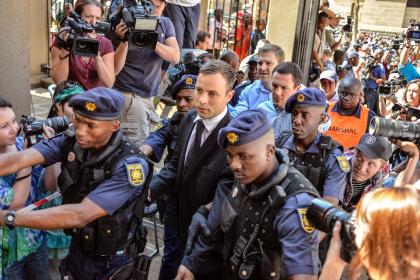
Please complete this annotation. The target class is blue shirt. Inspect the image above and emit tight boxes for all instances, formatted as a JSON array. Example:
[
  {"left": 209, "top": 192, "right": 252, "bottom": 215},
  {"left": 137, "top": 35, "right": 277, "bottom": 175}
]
[
  {"left": 257, "top": 101, "right": 292, "bottom": 139},
  {"left": 113, "top": 17, "right": 176, "bottom": 98},
  {"left": 399, "top": 59, "right": 420, "bottom": 83},
  {"left": 231, "top": 80, "right": 272, "bottom": 117},
  {"left": 281, "top": 133, "right": 347, "bottom": 201},
  {"left": 364, "top": 64, "right": 386, "bottom": 89},
  {"left": 33, "top": 133, "right": 149, "bottom": 215}
]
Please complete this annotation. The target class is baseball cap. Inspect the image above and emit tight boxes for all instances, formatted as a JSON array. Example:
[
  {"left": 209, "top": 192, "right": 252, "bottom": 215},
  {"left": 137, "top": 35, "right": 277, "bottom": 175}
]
[{"left": 356, "top": 134, "right": 393, "bottom": 162}]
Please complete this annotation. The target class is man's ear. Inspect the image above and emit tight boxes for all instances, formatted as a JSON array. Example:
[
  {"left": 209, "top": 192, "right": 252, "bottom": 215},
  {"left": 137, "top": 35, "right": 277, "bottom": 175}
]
[
  {"left": 110, "top": 120, "right": 120, "bottom": 132},
  {"left": 266, "top": 144, "right": 276, "bottom": 160},
  {"left": 226, "top": 89, "right": 235, "bottom": 103}
]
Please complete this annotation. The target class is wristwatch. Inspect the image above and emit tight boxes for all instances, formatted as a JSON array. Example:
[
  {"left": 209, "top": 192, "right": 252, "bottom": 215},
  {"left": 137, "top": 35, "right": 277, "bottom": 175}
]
[{"left": 4, "top": 211, "right": 16, "bottom": 229}]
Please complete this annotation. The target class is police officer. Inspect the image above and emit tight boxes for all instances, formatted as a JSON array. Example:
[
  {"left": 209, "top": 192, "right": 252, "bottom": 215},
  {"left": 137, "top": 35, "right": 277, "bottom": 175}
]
[
  {"left": 176, "top": 110, "right": 320, "bottom": 280},
  {"left": 141, "top": 75, "right": 197, "bottom": 163},
  {"left": 277, "top": 88, "right": 348, "bottom": 206},
  {"left": 0, "top": 88, "right": 152, "bottom": 279}
]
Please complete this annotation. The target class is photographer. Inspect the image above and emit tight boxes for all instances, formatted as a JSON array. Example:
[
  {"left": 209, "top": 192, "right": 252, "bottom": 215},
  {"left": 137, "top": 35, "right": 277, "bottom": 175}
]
[
  {"left": 320, "top": 187, "right": 420, "bottom": 280},
  {"left": 399, "top": 37, "right": 420, "bottom": 83},
  {"left": 362, "top": 49, "right": 386, "bottom": 114},
  {"left": 393, "top": 141, "right": 419, "bottom": 186},
  {"left": 342, "top": 134, "right": 392, "bottom": 212},
  {"left": 113, "top": 0, "right": 180, "bottom": 146},
  {"left": 51, "top": 0, "right": 115, "bottom": 89}
]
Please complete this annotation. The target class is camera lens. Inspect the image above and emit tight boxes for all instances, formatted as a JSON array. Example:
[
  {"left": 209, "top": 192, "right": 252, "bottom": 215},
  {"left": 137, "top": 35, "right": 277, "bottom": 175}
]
[{"left": 369, "top": 116, "right": 420, "bottom": 140}]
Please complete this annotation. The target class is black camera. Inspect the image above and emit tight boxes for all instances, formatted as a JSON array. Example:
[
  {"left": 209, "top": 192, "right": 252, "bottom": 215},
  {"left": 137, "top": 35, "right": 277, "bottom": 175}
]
[
  {"left": 109, "top": 0, "right": 159, "bottom": 50},
  {"left": 57, "top": 12, "right": 111, "bottom": 57},
  {"left": 369, "top": 116, "right": 420, "bottom": 144},
  {"left": 307, "top": 199, "right": 356, "bottom": 263},
  {"left": 407, "top": 19, "right": 420, "bottom": 42},
  {"left": 337, "top": 64, "right": 352, "bottom": 73},
  {"left": 21, "top": 116, "right": 70, "bottom": 147},
  {"left": 377, "top": 77, "right": 406, "bottom": 96},
  {"left": 342, "top": 16, "right": 353, "bottom": 33}
]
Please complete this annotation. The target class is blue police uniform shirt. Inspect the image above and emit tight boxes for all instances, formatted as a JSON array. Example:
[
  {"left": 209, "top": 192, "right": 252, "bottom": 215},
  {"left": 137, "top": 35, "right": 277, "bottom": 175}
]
[
  {"left": 143, "top": 118, "right": 171, "bottom": 162},
  {"left": 181, "top": 186, "right": 319, "bottom": 276},
  {"left": 32, "top": 133, "right": 149, "bottom": 215},
  {"left": 281, "top": 133, "right": 347, "bottom": 201},
  {"left": 231, "top": 80, "right": 272, "bottom": 117},
  {"left": 113, "top": 17, "right": 176, "bottom": 98},
  {"left": 274, "top": 192, "right": 319, "bottom": 276}
]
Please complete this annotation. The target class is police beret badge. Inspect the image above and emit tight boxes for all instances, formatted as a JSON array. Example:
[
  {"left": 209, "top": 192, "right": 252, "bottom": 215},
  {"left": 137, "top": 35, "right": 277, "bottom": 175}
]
[
  {"left": 297, "top": 93, "right": 305, "bottom": 103},
  {"left": 85, "top": 101, "right": 97, "bottom": 112},
  {"left": 226, "top": 132, "right": 239, "bottom": 144},
  {"left": 185, "top": 77, "right": 193, "bottom": 85}
]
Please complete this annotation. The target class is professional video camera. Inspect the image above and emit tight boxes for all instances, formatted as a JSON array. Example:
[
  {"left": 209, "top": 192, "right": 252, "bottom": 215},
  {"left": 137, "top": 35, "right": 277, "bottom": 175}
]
[
  {"left": 108, "top": 0, "right": 159, "bottom": 50},
  {"left": 369, "top": 116, "right": 420, "bottom": 144},
  {"left": 391, "top": 37, "right": 403, "bottom": 51},
  {"left": 307, "top": 199, "right": 356, "bottom": 263},
  {"left": 21, "top": 116, "right": 69, "bottom": 147},
  {"left": 407, "top": 19, "right": 420, "bottom": 42},
  {"left": 377, "top": 76, "right": 407, "bottom": 96},
  {"left": 56, "top": 11, "right": 111, "bottom": 57},
  {"left": 342, "top": 16, "right": 353, "bottom": 33}
]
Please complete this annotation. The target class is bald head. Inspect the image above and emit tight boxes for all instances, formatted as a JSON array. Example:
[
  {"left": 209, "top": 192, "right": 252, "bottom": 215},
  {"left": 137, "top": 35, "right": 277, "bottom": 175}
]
[{"left": 339, "top": 77, "right": 363, "bottom": 92}]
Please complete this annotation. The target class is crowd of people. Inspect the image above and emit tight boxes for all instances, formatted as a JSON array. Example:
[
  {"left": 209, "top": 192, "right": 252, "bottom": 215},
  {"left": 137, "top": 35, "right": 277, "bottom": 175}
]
[{"left": 0, "top": 0, "right": 419, "bottom": 279}]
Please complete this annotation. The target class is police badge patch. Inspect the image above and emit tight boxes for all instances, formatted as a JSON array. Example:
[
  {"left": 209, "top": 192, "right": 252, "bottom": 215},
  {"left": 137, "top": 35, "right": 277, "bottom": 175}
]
[
  {"left": 125, "top": 163, "right": 145, "bottom": 187},
  {"left": 336, "top": 155, "right": 350, "bottom": 172},
  {"left": 297, "top": 208, "right": 315, "bottom": 233}
]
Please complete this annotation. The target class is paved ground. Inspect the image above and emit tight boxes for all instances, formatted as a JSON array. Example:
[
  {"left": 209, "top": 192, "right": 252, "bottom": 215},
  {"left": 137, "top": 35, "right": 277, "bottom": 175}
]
[{"left": 30, "top": 88, "right": 165, "bottom": 279}]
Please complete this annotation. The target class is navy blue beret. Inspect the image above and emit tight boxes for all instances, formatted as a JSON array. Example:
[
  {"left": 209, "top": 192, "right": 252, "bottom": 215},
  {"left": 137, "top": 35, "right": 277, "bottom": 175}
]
[
  {"left": 171, "top": 75, "right": 197, "bottom": 100},
  {"left": 285, "top": 88, "right": 327, "bottom": 113},
  {"left": 218, "top": 109, "right": 272, "bottom": 148},
  {"left": 69, "top": 87, "right": 124, "bottom": 120}
]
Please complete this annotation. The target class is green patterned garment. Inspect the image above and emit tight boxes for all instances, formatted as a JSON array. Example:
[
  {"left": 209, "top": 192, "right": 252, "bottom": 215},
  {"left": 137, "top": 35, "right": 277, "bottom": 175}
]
[{"left": 0, "top": 137, "right": 45, "bottom": 278}]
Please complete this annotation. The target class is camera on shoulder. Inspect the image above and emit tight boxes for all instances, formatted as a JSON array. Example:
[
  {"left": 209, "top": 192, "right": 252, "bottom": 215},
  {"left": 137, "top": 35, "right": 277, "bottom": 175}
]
[
  {"left": 108, "top": 0, "right": 159, "bottom": 50},
  {"left": 57, "top": 11, "right": 111, "bottom": 57}
]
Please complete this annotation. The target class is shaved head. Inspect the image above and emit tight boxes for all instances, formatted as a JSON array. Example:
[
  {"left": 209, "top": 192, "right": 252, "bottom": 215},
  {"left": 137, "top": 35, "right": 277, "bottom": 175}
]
[{"left": 339, "top": 77, "right": 363, "bottom": 92}]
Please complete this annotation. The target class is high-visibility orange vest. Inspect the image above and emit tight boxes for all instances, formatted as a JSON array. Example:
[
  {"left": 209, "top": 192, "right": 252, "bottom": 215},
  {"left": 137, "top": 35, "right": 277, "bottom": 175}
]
[{"left": 324, "top": 102, "right": 370, "bottom": 149}]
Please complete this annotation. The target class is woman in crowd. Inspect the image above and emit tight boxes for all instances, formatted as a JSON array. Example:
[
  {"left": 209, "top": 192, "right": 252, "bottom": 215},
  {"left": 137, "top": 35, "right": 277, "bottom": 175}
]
[
  {"left": 320, "top": 186, "right": 420, "bottom": 280},
  {"left": 403, "top": 79, "right": 420, "bottom": 109},
  {"left": 0, "top": 98, "right": 49, "bottom": 279},
  {"left": 379, "top": 79, "right": 420, "bottom": 117},
  {"left": 51, "top": 0, "right": 115, "bottom": 89}
]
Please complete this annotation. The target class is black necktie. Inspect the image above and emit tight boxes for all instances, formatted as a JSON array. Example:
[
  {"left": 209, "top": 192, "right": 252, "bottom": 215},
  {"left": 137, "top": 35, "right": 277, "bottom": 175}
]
[{"left": 187, "top": 120, "right": 205, "bottom": 162}]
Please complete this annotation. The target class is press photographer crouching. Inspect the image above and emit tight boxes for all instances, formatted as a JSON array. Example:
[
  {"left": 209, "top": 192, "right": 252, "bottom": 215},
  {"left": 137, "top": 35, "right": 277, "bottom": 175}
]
[
  {"left": 315, "top": 187, "right": 420, "bottom": 280},
  {"left": 51, "top": 0, "right": 115, "bottom": 89}
]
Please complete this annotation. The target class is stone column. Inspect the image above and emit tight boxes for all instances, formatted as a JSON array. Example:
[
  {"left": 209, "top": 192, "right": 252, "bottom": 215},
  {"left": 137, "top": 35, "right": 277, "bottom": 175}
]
[
  {"left": 0, "top": 0, "right": 31, "bottom": 119},
  {"left": 265, "top": 0, "right": 300, "bottom": 61}
]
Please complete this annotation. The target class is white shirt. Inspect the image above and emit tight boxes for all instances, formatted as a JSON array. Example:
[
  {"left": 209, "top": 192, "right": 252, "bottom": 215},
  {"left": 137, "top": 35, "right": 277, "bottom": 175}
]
[
  {"left": 165, "top": 0, "right": 200, "bottom": 7},
  {"left": 184, "top": 107, "right": 228, "bottom": 162}
]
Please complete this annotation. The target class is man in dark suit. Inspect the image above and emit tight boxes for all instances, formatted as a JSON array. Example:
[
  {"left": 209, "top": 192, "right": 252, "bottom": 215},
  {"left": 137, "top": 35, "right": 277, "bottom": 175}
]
[{"left": 150, "top": 60, "right": 236, "bottom": 280}]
